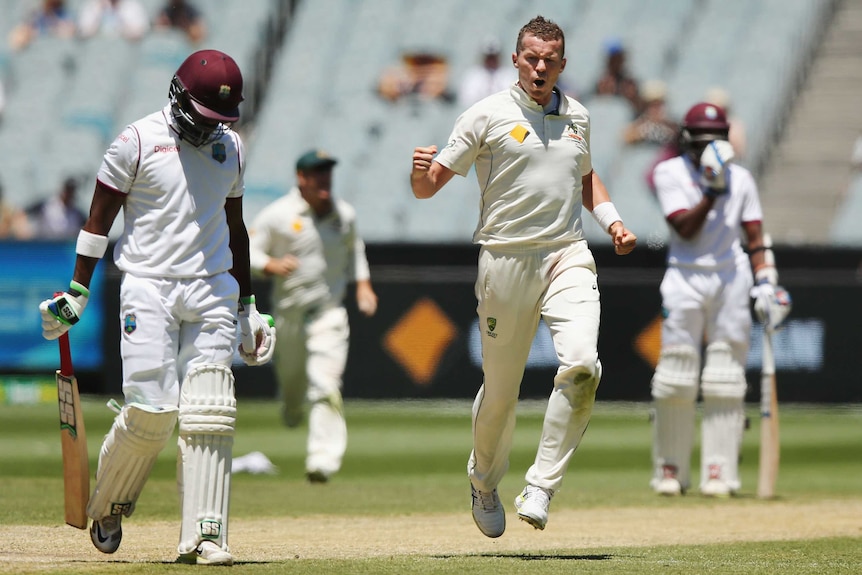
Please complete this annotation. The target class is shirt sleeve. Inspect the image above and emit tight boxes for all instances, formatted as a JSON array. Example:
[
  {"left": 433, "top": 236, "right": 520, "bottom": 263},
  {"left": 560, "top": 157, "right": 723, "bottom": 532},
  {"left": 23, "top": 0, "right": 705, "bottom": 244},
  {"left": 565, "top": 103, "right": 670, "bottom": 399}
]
[
  {"left": 653, "top": 161, "right": 692, "bottom": 218},
  {"left": 435, "top": 104, "right": 488, "bottom": 176},
  {"left": 96, "top": 126, "right": 140, "bottom": 194},
  {"left": 737, "top": 168, "right": 764, "bottom": 223},
  {"left": 227, "top": 133, "right": 245, "bottom": 199}
]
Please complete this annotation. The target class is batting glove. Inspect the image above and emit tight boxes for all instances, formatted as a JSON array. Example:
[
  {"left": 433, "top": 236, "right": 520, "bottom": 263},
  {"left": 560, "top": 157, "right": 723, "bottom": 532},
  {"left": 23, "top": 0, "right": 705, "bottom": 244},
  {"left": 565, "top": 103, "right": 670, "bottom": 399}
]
[
  {"left": 238, "top": 296, "right": 276, "bottom": 366},
  {"left": 699, "top": 140, "right": 734, "bottom": 190},
  {"left": 751, "top": 284, "right": 792, "bottom": 331},
  {"left": 39, "top": 281, "right": 89, "bottom": 340}
]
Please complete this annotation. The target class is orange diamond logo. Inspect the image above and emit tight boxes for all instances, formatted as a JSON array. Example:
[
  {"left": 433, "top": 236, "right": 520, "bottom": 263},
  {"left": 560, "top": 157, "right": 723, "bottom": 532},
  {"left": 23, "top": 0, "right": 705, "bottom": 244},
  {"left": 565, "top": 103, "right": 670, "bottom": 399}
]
[{"left": 384, "top": 298, "right": 457, "bottom": 386}]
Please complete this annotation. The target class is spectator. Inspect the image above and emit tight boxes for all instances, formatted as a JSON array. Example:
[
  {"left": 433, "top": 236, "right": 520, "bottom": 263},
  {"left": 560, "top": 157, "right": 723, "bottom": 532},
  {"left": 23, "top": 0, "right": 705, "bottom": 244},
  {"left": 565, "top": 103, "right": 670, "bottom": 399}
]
[
  {"left": 77, "top": 0, "right": 150, "bottom": 41},
  {"left": 378, "top": 50, "right": 453, "bottom": 104},
  {"left": 155, "top": 0, "right": 206, "bottom": 44},
  {"left": 623, "top": 80, "right": 679, "bottom": 147},
  {"left": 593, "top": 37, "right": 641, "bottom": 115},
  {"left": 26, "top": 177, "right": 86, "bottom": 239},
  {"left": 0, "top": 180, "right": 33, "bottom": 240},
  {"left": 457, "top": 37, "right": 516, "bottom": 108},
  {"left": 8, "top": 0, "right": 76, "bottom": 52},
  {"left": 705, "top": 87, "right": 747, "bottom": 161}
]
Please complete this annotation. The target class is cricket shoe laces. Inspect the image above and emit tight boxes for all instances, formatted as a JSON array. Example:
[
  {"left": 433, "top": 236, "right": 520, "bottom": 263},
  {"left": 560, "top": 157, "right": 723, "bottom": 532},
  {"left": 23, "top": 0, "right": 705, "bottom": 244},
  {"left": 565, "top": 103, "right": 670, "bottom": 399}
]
[
  {"left": 90, "top": 515, "right": 122, "bottom": 554},
  {"left": 515, "top": 485, "right": 554, "bottom": 530},
  {"left": 470, "top": 485, "right": 505, "bottom": 538}
]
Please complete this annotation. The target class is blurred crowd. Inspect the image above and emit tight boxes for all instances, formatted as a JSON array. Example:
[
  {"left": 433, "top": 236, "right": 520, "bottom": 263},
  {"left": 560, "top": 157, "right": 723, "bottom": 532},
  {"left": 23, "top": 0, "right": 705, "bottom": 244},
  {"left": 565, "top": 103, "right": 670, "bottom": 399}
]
[{"left": 7, "top": 0, "right": 207, "bottom": 52}]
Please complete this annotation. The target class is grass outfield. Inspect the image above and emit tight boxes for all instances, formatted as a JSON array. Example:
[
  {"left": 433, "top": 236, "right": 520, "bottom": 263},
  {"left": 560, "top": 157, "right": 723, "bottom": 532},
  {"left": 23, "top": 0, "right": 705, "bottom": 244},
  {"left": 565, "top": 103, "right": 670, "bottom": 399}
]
[{"left": 0, "top": 398, "right": 860, "bottom": 574}]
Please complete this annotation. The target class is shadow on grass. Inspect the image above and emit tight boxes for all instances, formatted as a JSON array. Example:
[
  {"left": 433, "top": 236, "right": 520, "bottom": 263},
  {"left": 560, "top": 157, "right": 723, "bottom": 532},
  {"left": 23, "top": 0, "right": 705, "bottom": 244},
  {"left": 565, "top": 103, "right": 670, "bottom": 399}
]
[{"left": 434, "top": 553, "right": 615, "bottom": 561}]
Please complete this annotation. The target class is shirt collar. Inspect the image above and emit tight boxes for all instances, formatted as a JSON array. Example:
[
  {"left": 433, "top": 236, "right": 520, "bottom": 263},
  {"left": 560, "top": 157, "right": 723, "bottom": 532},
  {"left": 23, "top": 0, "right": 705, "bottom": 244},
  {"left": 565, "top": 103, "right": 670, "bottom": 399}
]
[{"left": 510, "top": 84, "right": 566, "bottom": 115}]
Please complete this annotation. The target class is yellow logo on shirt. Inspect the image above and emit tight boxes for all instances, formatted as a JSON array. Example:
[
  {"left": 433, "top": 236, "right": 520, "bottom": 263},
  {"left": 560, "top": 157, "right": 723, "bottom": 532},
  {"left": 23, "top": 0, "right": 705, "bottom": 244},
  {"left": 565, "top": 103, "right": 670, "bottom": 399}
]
[
  {"left": 510, "top": 125, "right": 529, "bottom": 143},
  {"left": 292, "top": 219, "right": 303, "bottom": 232}
]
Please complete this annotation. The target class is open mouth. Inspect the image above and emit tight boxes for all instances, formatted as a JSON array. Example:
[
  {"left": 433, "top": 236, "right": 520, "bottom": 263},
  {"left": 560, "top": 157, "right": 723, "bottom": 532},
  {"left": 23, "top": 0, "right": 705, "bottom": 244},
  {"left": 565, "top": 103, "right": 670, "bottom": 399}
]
[{"left": 534, "top": 79, "right": 546, "bottom": 87}]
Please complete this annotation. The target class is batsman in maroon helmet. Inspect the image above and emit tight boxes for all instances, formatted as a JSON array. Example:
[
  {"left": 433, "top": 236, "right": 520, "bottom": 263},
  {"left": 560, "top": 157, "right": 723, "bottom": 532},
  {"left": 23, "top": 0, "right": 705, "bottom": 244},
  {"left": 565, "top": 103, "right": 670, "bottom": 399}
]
[
  {"left": 38, "top": 49, "right": 275, "bottom": 565},
  {"left": 648, "top": 102, "right": 790, "bottom": 498}
]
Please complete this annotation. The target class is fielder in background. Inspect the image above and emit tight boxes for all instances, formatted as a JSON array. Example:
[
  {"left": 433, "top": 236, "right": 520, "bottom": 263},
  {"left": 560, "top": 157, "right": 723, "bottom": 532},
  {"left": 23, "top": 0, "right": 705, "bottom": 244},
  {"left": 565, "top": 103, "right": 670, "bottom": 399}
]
[
  {"left": 38, "top": 49, "right": 275, "bottom": 565},
  {"left": 411, "top": 15, "right": 637, "bottom": 538},
  {"left": 248, "top": 149, "right": 377, "bottom": 484},
  {"left": 649, "top": 101, "right": 789, "bottom": 497}
]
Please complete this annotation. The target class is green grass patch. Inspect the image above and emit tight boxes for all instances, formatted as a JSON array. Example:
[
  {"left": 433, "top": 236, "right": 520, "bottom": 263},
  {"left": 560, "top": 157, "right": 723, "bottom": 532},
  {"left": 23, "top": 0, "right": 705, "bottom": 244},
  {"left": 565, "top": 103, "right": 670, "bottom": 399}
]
[{"left": 1, "top": 399, "right": 860, "bottom": 574}]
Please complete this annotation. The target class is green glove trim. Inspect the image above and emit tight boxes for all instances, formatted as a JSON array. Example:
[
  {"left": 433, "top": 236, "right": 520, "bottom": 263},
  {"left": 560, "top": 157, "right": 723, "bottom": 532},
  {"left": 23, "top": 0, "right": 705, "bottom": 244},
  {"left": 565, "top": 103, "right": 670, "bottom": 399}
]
[{"left": 69, "top": 280, "right": 90, "bottom": 298}]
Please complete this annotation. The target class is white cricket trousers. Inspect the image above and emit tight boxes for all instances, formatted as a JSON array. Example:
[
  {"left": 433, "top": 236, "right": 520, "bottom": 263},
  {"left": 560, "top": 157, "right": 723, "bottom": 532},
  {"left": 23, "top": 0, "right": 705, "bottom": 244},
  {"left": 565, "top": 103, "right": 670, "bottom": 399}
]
[
  {"left": 119, "top": 272, "right": 239, "bottom": 406},
  {"left": 468, "top": 241, "right": 602, "bottom": 493},
  {"left": 274, "top": 305, "right": 349, "bottom": 476}
]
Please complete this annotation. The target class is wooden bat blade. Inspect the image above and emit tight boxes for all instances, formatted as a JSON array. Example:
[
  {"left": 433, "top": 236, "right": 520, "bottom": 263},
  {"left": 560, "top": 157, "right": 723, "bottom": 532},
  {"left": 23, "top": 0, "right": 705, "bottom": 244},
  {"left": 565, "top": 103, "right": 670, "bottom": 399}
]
[
  {"left": 57, "top": 333, "right": 90, "bottom": 529},
  {"left": 757, "top": 329, "right": 779, "bottom": 499}
]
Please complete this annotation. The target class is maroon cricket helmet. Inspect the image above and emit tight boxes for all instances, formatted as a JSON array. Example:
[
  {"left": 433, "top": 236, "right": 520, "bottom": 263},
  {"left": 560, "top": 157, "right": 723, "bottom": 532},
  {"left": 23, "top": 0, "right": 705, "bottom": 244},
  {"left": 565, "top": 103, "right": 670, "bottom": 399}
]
[{"left": 174, "top": 49, "right": 244, "bottom": 123}]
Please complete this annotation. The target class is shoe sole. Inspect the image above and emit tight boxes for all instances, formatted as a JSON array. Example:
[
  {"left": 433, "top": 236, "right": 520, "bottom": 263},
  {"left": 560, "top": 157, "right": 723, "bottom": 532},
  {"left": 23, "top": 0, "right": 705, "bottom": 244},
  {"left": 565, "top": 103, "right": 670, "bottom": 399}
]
[{"left": 516, "top": 511, "right": 546, "bottom": 530}]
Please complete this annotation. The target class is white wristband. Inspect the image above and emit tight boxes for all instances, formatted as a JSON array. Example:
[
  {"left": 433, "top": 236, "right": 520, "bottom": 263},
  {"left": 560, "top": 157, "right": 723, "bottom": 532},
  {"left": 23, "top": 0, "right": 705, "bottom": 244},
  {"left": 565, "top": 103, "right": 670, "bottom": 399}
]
[
  {"left": 76, "top": 230, "right": 109, "bottom": 259},
  {"left": 591, "top": 202, "right": 622, "bottom": 233}
]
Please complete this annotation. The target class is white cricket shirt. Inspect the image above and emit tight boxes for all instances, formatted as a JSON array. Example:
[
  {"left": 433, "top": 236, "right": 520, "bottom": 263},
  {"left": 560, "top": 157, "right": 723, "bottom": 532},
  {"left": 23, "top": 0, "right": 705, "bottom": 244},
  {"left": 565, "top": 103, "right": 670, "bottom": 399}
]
[
  {"left": 653, "top": 155, "right": 763, "bottom": 271},
  {"left": 248, "top": 187, "right": 371, "bottom": 311},
  {"left": 435, "top": 84, "right": 592, "bottom": 247},
  {"left": 96, "top": 106, "right": 245, "bottom": 278}
]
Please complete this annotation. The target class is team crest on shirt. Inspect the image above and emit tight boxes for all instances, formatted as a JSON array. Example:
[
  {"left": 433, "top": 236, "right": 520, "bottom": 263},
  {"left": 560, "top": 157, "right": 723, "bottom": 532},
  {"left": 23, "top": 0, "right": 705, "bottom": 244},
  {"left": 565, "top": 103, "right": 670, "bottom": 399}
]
[
  {"left": 564, "top": 121, "right": 584, "bottom": 142},
  {"left": 292, "top": 218, "right": 303, "bottom": 232},
  {"left": 123, "top": 314, "right": 137, "bottom": 335},
  {"left": 486, "top": 317, "right": 497, "bottom": 338},
  {"left": 211, "top": 142, "right": 226, "bottom": 163}
]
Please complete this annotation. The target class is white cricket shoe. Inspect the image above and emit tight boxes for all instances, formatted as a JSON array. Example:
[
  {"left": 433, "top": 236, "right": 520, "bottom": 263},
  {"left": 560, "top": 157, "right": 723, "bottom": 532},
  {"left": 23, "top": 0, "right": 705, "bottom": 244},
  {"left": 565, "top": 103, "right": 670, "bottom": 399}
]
[
  {"left": 655, "top": 477, "right": 683, "bottom": 496},
  {"left": 515, "top": 485, "right": 554, "bottom": 530},
  {"left": 90, "top": 515, "right": 122, "bottom": 554},
  {"left": 471, "top": 485, "right": 505, "bottom": 538},
  {"left": 178, "top": 541, "right": 234, "bottom": 566},
  {"left": 700, "top": 479, "right": 732, "bottom": 498}
]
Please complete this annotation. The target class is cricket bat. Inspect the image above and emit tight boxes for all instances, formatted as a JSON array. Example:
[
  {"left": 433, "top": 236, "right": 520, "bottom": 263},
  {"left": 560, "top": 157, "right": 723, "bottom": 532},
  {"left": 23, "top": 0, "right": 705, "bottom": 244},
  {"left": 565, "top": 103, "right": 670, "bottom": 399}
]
[
  {"left": 757, "top": 326, "right": 779, "bottom": 499},
  {"left": 56, "top": 331, "right": 90, "bottom": 529}
]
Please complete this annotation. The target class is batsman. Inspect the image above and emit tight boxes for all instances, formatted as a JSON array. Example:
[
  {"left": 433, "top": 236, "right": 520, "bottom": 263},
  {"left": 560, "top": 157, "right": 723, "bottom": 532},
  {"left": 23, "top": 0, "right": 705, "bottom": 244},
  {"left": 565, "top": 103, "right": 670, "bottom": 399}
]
[
  {"left": 649, "top": 102, "right": 791, "bottom": 497},
  {"left": 38, "top": 50, "right": 275, "bottom": 565}
]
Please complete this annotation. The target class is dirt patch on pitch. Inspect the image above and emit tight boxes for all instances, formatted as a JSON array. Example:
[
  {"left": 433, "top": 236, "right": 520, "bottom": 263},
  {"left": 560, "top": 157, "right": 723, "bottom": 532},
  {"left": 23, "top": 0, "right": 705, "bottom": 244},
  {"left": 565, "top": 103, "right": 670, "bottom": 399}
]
[{"left": 2, "top": 499, "right": 860, "bottom": 569}]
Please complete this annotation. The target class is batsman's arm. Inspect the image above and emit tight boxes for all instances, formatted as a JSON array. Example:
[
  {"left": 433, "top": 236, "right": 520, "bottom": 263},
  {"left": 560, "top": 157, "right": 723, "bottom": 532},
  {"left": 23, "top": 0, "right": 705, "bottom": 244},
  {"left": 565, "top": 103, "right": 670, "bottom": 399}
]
[
  {"left": 40, "top": 183, "right": 123, "bottom": 339},
  {"left": 71, "top": 182, "right": 125, "bottom": 291},
  {"left": 226, "top": 196, "right": 253, "bottom": 299}
]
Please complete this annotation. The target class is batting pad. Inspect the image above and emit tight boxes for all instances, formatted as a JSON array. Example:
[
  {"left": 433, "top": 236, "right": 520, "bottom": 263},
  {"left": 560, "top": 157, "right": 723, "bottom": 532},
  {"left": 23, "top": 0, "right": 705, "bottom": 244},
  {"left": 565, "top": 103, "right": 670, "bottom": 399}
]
[
  {"left": 650, "top": 346, "right": 699, "bottom": 490},
  {"left": 701, "top": 342, "right": 747, "bottom": 399},
  {"left": 651, "top": 397, "right": 696, "bottom": 490},
  {"left": 701, "top": 395, "right": 744, "bottom": 491},
  {"left": 177, "top": 364, "right": 236, "bottom": 555},
  {"left": 87, "top": 403, "right": 179, "bottom": 520}
]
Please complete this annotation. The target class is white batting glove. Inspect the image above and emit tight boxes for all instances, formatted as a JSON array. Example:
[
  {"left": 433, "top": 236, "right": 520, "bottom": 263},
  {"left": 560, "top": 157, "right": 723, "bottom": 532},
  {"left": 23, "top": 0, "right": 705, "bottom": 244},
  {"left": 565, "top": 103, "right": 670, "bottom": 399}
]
[
  {"left": 751, "top": 284, "right": 792, "bottom": 331},
  {"left": 700, "top": 140, "right": 734, "bottom": 190},
  {"left": 238, "top": 296, "right": 276, "bottom": 366},
  {"left": 39, "top": 281, "right": 89, "bottom": 340}
]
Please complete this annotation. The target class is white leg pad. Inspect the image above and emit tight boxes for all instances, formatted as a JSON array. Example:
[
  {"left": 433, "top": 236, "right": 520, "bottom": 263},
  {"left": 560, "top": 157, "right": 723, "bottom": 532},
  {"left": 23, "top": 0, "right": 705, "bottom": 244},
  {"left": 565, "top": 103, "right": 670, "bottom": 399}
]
[
  {"left": 701, "top": 396, "right": 745, "bottom": 491},
  {"left": 177, "top": 364, "right": 236, "bottom": 555},
  {"left": 87, "top": 403, "right": 179, "bottom": 520},
  {"left": 306, "top": 391, "right": 347, "bottom": 477},
  {"left": 651, "top": 398, "right": 696, "bottom": 490},
  {"left": 700, "top": 342, "right": 746, "bottom": 491},
  {"left": 651, "top": 345, "right": 699, "bottom": 490}
]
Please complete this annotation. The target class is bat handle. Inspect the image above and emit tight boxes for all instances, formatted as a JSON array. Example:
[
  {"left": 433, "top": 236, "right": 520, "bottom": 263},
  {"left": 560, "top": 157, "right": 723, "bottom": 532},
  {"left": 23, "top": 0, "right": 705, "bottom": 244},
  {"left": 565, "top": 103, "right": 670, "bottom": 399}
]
[
  {"left": 58, "top": 333, "right": 74, "bottom": 377},
  {"left": 53, "top": 290, "right": 74, "bottom": 377}
]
